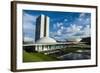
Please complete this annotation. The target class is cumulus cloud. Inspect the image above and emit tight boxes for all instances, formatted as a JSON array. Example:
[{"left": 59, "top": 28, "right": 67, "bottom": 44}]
[
  {"left": 23, "top": 12, "right": 38, "bottom": 23},
  {"left": 23, "top": 12, "right": 38, "bottom": 42},
  {"left": 81, "top": 25, "right": 91, "bottom": 37},
  {"left": 23, "top": 13, "right": 37, "bottom": 30},
  {"left": 52, "top": 22, "right": 64, "bottom": 31},
  {"left": 57, "top": 29, "right": 62, "bottom": 35},
  {"left": 64, "top": 19, "right": 68, "bottom": 22},
  {"left": 66, "top": 24, "right": 91, "bottom": 38},
  {"left": 66, "top": 24, "right": 82, "bottom": 33},
  {"left": 79, "top": 13, "right": 85, "bottom": 18},
  {"left": 50, "top": 14, "right": 91, "bottom": 41},
  {"left": 24, "top": 37, "right": 34, "bottom": 42},
  {"left": 76, "top": 13, "right": 91, "bottom": 26},
  {"left": 56, "top": 22, "right": 63, "bottom": 28},
  {"left": 50, "top": 23, "right": 91, "bottom": 41}
]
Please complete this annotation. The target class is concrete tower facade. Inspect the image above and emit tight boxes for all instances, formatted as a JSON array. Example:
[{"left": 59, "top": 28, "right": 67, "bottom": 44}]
[{"left": 35, "top": 14, "right": 50, "bottom": 42}]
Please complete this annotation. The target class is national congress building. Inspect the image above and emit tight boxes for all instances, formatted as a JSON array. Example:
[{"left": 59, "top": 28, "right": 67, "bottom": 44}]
[{"left": 24, "top": 14, "right": 75, "bottom": 53}]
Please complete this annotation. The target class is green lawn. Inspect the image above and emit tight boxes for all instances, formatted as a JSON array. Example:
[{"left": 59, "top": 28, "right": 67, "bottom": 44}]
[
  {"left": 23, "top": 44, "right": 90, "bottom": 62},
  {"left": 23, "top": 51, "right": 58, "bottom": 62}
]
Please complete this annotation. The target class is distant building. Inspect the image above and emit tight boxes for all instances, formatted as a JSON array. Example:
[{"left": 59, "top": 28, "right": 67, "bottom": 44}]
[{"left": 81, "top": 37, "right": 91, "bottom": 45}]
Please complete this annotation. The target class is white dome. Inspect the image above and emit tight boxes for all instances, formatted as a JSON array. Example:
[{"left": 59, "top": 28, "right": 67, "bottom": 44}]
[
  {"left": 67, "top": 38, "right": 82, "bottom": 42},
  {"left": 36, "top": 37, "right": 56, "bottom": 44}
]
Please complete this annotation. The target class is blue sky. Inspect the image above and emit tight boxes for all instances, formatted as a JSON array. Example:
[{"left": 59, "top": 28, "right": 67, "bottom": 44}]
[{"left": 23, "top": 10, "right": 91, "bottom": 42}]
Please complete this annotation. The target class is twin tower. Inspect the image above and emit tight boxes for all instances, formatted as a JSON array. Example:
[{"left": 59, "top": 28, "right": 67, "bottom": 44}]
[{"left": 35, "top": 14, "right": 56, "bottom": 43}]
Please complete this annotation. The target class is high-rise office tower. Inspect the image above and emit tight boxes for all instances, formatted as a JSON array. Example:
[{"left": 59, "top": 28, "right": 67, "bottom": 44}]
[
  {"left": 35, "top": 14, "right": 56, "bottom": 43},
  {"left": 35, "top": 15, "right": 49, "bottom": 41}
]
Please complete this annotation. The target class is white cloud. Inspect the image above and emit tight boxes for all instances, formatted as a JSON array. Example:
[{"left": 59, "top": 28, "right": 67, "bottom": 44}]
[
  {"left": 24, "top": 37, "right": 34, "bottom": 42},
  {"left": 64, "top": 19, "right": 68, "bottom": 22},
  {"left": 66, "top": 24, "right": 82, "bottom": 33},
  {"left": 51, "top": 23, "right": 91, "bottom": 41},
  {"left": 23, "top": 22, "right": 35, "bottom": 31},
  {"left": 56, "top": 22, "right": 63, "bottom": 28},
  {"left": 78, "top": 18, "right": 83, "bottom": 21},
  {"left": 57, "top": 29, "right": 62, "bottom": 35},
  {"left": 79, "top": 13, "right": 85, "bottom": 18},
  {"left": 23, "top": 13, "right": 38, "bottom": 31},
  {"left": 68, "top": 24, "right": 91, "bottom": 38},
  {"left": 52, "top": 22, "right": 63, "bottom": 30},
  {"left": 82, "top": 25, "right": 91, "bottom": 37},
  {"left": 23, "top": 12, "right": 38, "bottom": 40},
  {"left": 50, "top": 13, "right": 91, "bottom": 41},
  {"left": 77, "top": 13, "right": 91, "bottom": 26},
  {"left": 23, "top": 13, "right": 38, "bottom": 23}
]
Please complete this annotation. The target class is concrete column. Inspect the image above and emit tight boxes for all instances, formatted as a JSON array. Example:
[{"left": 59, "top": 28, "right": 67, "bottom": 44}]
[
  {"left": 45, "top": 16, "right": 49, "bottom": 37},
  {"left": 40, "top": 15, "right": 45, "bottom": 38},
  {"left": 35, "top": 45, "right": 37, "bottom": 51},
  {"left": 37, "top": 45, "right": 40, "bottom": 52}
]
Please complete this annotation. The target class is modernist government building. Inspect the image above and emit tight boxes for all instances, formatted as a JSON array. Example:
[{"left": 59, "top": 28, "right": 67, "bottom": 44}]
[{"left": 24, "top": 14, "right": 81, "bottom": 52}]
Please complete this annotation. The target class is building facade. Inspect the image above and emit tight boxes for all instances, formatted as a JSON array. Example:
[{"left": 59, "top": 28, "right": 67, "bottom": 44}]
[{"left": 35, "top": 14, "right": 49, "bottom": 42}]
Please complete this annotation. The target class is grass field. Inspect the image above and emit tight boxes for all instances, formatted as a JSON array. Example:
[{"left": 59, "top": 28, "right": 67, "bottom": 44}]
[
  {"left": 23, "top": 44, "right": 90, "bottom": 62},
  {"left": 23, "top": 51, "right": 58, "bottom": 62}
]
